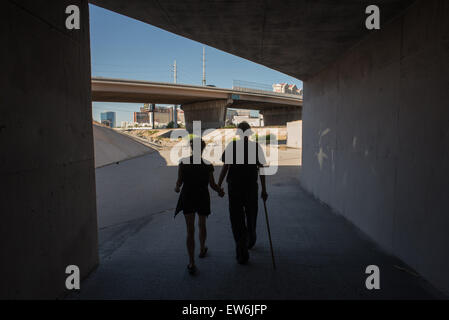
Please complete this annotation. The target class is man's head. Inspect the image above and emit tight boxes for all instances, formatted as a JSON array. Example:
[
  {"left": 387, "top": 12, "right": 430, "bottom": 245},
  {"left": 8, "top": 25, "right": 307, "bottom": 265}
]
[
  {"left": 237, "top": 121, "right": 252, "bottom": 137},
  {"left": 237, "top": 121, "right": 251, "bottom": 132}
]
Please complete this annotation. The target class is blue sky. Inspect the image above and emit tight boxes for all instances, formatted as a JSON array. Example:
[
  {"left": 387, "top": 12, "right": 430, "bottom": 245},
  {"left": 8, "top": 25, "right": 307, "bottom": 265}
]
[{"left": 89, "top": 4, "right": 302, "bottom": 124}]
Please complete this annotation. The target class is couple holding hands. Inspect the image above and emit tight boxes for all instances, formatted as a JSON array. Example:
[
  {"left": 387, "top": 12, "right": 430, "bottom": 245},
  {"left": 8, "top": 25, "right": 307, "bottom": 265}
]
[{"left": 174, "top": 122, "right": 268, "bottom": 274}]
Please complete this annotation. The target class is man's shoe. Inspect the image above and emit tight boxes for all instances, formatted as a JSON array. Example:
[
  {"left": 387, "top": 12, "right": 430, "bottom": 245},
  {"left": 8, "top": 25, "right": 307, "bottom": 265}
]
[
  {"left": 237, "top": 247, "right": 249, "bottom": 264},
  {"left": 238, "top": 254, "right": 249, "bottom": 264}
]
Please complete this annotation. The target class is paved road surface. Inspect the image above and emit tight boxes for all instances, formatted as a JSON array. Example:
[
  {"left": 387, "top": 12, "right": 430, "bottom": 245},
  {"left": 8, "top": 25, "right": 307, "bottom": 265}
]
[{"left": 69, "top": 147, "right": 442, "bottom": 299}]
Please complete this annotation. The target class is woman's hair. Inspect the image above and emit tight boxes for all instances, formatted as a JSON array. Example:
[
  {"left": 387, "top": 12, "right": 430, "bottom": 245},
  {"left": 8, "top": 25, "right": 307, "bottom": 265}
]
[{"left": 189, "top": 137, "right": 206, "bottom": 155}]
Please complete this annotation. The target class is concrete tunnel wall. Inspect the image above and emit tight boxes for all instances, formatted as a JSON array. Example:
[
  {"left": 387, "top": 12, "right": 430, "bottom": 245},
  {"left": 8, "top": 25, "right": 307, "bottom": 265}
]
[
  {"left": 1, "top": 1, "right": 98, "bottom": 298},
  {"left": 301, "top": 0, "right": 449, "bottom": 294}
]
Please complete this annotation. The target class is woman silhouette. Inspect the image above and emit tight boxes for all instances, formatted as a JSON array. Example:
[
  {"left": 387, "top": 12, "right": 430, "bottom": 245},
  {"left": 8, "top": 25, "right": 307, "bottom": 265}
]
[{"left": 174, "top": 137, "right": 224, "bottom": 274}]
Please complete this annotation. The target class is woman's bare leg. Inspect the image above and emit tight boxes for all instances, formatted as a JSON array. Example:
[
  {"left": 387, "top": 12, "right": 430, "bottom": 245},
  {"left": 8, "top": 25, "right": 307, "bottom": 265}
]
[
  {"left": 184, "top": 213, "right": 196, "bottom": 267},
  {"left": 198, "top": 215, "right": 207, "bottom": 253}
]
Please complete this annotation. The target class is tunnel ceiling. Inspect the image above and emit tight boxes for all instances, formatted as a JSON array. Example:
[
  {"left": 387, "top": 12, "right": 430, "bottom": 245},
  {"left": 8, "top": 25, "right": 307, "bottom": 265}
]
[{"left": 90, "top": 0, "right": 415, "bottom": 80}]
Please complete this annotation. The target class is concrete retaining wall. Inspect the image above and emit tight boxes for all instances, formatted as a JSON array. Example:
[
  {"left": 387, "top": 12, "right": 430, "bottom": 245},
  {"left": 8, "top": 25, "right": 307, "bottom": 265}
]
[
  {"left": 1, "top": 1, "right": 98, "bottom": 298},
  {"left": 93, "top": 124, "right": 155, "bottom": 168},
  {"left": 287, "top": 120, "right": 302, "bottom": 149},
  {"left": 301, "top": 0, "right": 449, "bottom": 294}
]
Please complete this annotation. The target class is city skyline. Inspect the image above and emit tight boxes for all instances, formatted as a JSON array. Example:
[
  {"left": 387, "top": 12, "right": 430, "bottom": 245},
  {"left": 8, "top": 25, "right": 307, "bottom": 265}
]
[{"left": 89, "top": 4, "right": 302, "bottom": 124}]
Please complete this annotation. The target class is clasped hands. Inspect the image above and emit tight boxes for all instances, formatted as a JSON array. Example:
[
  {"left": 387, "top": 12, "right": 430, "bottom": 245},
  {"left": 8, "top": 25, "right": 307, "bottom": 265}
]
[
  {"left": 175, "top": 184, "right": 265, "bottom": 201},
  {"left": 217, "top": 186, "right": 225, "bottom": 198},
  {"left": 174, "top": 183, "right": 225, "bottom": 198}
]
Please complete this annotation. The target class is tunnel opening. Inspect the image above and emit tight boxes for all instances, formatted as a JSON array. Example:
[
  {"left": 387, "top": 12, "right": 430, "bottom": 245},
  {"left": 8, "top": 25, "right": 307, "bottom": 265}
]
[{"left": 86, "top": 3, "right": 307, "bottom": 299}]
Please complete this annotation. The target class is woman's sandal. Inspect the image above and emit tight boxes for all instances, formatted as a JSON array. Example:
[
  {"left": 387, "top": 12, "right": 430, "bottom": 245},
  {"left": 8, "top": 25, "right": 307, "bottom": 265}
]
[
  {"left": 199, "top": 247, "right": 208, "bottom": 258},
  {"left": 187, "top": 264, "right": 197, "bottom": 275}
]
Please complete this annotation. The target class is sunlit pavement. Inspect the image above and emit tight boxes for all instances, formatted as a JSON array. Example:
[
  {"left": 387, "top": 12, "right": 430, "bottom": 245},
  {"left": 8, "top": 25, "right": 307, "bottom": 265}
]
[{"left": 68, "top": 147, "right": 442, "bottom": 299}]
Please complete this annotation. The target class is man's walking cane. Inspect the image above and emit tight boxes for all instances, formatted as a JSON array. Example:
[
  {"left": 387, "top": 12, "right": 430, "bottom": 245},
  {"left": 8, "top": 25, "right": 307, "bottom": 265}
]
[{"left": 263, "top": 199, "right": 276, "bottom": 269}]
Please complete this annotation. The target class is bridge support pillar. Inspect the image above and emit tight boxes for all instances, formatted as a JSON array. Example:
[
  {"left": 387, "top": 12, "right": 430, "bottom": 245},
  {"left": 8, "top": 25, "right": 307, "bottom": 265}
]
[
  {"left": 181, "top": 99, "right": 232, "bottom": 131},
  {"left": 2, "top": 0, "right": 98, "bottom": 298},
  {"left": 261, "top": 106, "right": 302, "bottom": 126}
]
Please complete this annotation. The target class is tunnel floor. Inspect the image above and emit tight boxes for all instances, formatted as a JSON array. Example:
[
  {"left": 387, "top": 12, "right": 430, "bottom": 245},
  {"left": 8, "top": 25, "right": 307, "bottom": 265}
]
[{"left": 68, "top": 152, "right": 442, "bottom": 299}]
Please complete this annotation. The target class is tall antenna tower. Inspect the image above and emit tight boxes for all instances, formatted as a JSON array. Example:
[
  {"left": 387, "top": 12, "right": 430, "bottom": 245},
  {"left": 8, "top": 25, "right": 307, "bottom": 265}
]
[
  {"left": 173, "top": 60, "right": 177, "bottom": 84},
  {"left": 202, "top": 47, "right": 206, "bottom": 86}
]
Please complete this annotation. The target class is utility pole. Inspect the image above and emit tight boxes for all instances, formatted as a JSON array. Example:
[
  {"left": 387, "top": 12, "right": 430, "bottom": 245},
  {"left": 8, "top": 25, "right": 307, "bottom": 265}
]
[
  {"left": 173, "top": 60, "right": 177, "bottom": 84},
  {"left": 173, "top": 60, "right": 178, "bottom": 128},
  {"left": 202, "top": 47, "right": 206, "bottom": 86}
]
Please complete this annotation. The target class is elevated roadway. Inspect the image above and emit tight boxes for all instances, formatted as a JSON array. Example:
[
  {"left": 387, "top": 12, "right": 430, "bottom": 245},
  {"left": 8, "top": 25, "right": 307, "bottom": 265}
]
[{"left": 92, "top": 77, "right": 303, "bottom": 129}]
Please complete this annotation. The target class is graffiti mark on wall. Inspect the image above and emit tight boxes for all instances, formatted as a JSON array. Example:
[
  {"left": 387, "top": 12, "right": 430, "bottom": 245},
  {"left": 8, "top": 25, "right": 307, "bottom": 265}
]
[{"left": 316, "top": 128, "right": 330, "bottom": 170}]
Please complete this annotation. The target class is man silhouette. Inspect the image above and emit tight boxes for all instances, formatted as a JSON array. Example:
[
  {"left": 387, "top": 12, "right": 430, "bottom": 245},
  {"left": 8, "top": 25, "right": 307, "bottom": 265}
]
[{"left": 218, "top": 122, "right": 268, "bottom": 264}]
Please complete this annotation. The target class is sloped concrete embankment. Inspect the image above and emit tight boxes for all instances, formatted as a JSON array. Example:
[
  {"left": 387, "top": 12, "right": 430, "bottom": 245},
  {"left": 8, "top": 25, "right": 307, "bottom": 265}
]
[{"left": 93, "top": 124, "right": 156, "bottom": 168}]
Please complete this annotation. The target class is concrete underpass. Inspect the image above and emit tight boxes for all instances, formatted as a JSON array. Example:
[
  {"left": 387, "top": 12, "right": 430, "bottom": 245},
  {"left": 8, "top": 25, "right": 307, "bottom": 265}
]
[
  {"left": 2, "top": 0, "right": 448, "bottom": 299},
  {"left": 66, "top": 128, "right": 441, "bottom": 299}
]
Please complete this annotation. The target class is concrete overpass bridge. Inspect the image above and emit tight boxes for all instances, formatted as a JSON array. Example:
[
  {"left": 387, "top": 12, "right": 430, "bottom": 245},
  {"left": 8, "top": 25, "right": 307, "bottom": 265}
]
[{"left": 92, "top": 77, "right": 302, "bottom": 129}]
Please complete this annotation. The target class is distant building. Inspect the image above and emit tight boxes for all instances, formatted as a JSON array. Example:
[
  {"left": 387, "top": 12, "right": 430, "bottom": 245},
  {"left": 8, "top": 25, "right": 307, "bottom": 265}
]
[
  {"left": 177, "top": 109, "right": 185, "bottom": 125},
  {"left": 226, "top": 109, "right": 238, "bottom": 124},
  {"left": 132, "top": 104, "right": 185, "bottom": 128},
  {"left": 272, "top": 83, "right": 302, "bottom": 96},
  {"left": 133, "top": 111, "right": 150, "bottom": 124},
  {"left": 153, "top": 106, "right": 173, "bottom": 124},
  {"left": 232, "top": 115, "right": 263, "bottom": 127},
  {"left": 226, "top": 108, "right": 262, "bottom": 126},
  {"left": 100, "top": 111, "right": 116, "bottom": 128},
  {"left": 236, "top": 109, "right": 251, "bottom": 117},
  {"left": 272, "top": 83, "right": 287, "bottom": 93},
  {"left": 128, "top": 104, "right": 186, "bottom": 128}
]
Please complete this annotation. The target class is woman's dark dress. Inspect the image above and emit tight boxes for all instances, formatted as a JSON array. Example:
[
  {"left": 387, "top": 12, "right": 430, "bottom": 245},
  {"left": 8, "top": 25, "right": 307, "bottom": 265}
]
[{"left": 175, "top": 156, "right": 214, "bottom": 217}]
